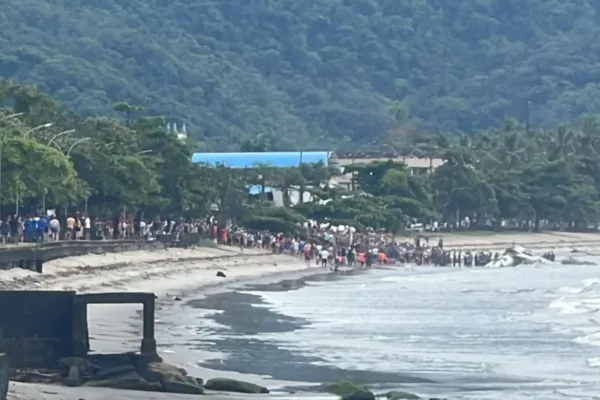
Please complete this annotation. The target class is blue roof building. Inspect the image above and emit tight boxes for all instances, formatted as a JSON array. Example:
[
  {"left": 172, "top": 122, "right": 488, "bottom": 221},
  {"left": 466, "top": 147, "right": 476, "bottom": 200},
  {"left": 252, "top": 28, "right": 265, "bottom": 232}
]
[{"left": 191, "top": 151, "right": 331, "bottom": 168}]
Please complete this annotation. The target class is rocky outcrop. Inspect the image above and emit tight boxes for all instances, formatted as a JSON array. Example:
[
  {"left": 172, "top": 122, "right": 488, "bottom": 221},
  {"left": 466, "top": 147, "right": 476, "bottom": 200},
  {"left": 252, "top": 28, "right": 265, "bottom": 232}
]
[
  {"left": 10, "top": 354, "right": 277, "bottom": 396},
  {"left": 12, "top": 354, "right": 206, "bottom": 395},
  {"left": 204, "top": 377, "right": 269, "bottom": 394}
]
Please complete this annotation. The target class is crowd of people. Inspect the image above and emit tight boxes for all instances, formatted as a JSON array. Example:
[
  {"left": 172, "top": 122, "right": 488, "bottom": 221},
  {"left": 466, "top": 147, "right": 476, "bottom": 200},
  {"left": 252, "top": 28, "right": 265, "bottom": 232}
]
[{"left": 0, "top": 212, "right": 527, "bottom": 271}]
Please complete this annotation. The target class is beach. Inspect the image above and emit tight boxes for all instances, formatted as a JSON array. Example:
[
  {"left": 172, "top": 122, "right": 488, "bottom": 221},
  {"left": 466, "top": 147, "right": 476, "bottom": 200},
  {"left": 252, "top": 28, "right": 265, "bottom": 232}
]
[{"left": 5, "top": 232, "right": 600, "bottom": 399}]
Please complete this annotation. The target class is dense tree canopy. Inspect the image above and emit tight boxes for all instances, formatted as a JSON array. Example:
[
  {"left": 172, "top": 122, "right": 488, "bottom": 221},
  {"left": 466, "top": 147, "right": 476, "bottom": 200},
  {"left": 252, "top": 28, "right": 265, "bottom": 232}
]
[
  {"left": 2, "top": 0, "right": 600, "bottom": 149},
  {"left": 3, "top": 81, "right": 600, "bottom": 234}
]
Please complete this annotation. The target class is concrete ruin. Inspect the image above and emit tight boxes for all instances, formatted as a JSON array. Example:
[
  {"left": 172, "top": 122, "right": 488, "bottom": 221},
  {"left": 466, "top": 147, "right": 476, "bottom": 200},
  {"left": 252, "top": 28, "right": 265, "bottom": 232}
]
[
  {"left": 0, "top": 290, "right": 156, "bottom": 369},
  {"left": 0, "top": 290, "right": 266, "bottom": 396}
]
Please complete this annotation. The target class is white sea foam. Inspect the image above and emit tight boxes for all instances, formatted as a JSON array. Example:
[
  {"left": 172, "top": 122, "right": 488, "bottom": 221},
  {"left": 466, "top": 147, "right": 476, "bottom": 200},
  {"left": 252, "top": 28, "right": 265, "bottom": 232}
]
[{"left": 235, "top": 257, "right": 600, "bottom": 399}]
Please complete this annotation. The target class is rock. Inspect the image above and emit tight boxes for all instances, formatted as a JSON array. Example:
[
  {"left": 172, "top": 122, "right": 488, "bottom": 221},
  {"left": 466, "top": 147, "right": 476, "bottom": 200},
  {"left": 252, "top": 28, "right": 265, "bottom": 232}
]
[
  {"left": 138, "top": 362, "right": 204, "bottom": 395},
  {"left": 12, "top": 369, "right": 62, "bottom": 384},
  {"left": 92, "top": 364, "right": 136, "bottom": 380},
  {"left": 204, "top": 377, "right": 269, "bottom": 394},
  {"left": 83, "top": 369, "right": 160, "bottom": 391},
  {"left": 384, "top": 391, "right": 421, "bottom": 400},
  {"left": 342, "top": 390, "right": 376, "bottom": 400},
  {"left": 561, "top": 257, "right": 597, "bottom": 266},
  {"left": 216, "top": 271, "right": 226, "bottom": 277},
  {"left": 324, "top": 380, "right": 367, "bottom": 397},
  {"left": 162, "top": 375, "right": 204, "bottom": 394},
  {"left": 174, "top": 296, "right": 182, "bottom": 301}
]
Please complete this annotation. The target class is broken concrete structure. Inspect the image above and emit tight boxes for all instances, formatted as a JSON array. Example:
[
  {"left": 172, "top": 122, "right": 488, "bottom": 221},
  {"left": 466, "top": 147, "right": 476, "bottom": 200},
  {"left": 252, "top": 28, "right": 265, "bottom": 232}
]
[
  {"left": 0, "top": 290, "right": 156, "bottom": 369},
  {"left": 0, "top": 290, "right": 267, "bottom": 396}
]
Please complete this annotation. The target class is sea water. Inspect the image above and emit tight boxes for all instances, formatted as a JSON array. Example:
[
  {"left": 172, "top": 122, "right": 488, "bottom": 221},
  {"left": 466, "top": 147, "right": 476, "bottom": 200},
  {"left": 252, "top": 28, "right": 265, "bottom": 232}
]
[{"left": 229, "top": 252, "right": 600, "bottom": 399}]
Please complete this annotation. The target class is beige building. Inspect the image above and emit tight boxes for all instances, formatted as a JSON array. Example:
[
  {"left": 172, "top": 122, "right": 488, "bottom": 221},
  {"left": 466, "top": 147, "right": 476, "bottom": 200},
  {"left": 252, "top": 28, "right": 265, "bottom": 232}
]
[{"left": 332, "top": 154, "right": 445, "bottom": 190}]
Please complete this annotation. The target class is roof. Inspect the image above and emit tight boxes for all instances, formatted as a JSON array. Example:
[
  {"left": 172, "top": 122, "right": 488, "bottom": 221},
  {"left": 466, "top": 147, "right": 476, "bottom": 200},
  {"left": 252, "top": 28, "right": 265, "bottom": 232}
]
[{"left": 191, "top": 151, "right": 330, "bottom": 168}]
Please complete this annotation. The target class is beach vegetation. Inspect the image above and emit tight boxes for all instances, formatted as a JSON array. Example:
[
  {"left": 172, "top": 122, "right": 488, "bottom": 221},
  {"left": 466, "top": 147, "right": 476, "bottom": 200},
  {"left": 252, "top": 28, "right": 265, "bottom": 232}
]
[{"left": 3, "top": 80, "right": 600, "bottom": 233}]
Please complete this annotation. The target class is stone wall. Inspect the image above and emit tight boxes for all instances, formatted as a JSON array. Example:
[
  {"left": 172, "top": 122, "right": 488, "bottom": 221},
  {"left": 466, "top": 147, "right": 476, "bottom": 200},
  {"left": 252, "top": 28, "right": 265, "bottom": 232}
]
[{"left": 0, "top": 291, "right": 76, "bottom": 369}]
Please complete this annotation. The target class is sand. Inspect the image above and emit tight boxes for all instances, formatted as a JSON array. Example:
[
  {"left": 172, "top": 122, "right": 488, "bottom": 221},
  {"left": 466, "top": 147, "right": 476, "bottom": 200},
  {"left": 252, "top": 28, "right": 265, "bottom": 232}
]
[
  {"left": 3, "top": 244, "right": 324, "bottom": 400},
  {"left": 5, "top": 232, "right": 599, "bottom": 399}
]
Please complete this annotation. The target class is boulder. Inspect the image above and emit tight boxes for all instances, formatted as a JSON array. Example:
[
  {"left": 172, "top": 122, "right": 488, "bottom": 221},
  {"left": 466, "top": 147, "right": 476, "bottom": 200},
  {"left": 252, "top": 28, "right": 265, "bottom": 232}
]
[
  {"left": 83, "top": 369, "right": 160, "bottom": 391},
  {"left": 324, "top": 380, "right": 367, "bottom": 397},
  {"left": 342, "top": 390, "right": 376, "bottom": 400},
  {"left": 139, "top": 362, "right": 204, "bottom": 395},
  {"left": 383, "top": 391, "right": 421, "bottom": 400},
  {"left": 204, "top": 377, "right": 269, "bottom": 394},
  {"left": 216, "top": 271, "right": 227, "bottom": 277}
]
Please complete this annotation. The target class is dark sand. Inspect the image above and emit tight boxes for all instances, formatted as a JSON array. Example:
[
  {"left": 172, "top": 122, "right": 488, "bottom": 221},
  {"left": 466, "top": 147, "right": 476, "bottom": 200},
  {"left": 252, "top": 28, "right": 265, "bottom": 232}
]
[{"left": 186, "top": 271, "right": 435, "bottom": 389}]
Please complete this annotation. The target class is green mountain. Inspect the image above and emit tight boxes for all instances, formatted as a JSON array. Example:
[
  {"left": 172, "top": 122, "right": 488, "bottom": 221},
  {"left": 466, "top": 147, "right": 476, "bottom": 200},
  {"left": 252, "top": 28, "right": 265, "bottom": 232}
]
[{"left": 1, "top": 0, "right": 600, "bottom": 150}]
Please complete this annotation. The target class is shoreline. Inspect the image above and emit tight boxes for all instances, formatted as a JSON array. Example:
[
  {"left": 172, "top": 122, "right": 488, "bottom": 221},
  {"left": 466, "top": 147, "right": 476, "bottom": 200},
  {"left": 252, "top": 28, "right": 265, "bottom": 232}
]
[
  {"left": 5, "top": 245, "right": 330, "bottom": 399},
  {"left": 4, "top": 234, "right": 598, "bottom": 399}
]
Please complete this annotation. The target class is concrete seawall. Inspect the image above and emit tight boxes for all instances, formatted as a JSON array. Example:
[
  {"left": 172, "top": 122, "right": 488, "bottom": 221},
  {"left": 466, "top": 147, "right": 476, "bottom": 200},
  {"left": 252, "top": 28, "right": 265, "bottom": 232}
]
[{"left": 0, "top": 234, "right": 208, "bottom": 273}]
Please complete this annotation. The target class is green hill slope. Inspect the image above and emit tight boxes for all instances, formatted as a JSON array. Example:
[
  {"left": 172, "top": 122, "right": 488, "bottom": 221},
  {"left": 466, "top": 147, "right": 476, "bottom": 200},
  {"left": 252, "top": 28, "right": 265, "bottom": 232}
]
[{"left": 1, "top": 0, "right": 600, "bottom": 149}]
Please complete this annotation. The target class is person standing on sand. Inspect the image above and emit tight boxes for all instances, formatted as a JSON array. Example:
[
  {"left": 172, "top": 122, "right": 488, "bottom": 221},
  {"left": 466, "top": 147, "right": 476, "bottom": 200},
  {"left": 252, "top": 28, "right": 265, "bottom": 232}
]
[
  {"left": 319, "top": 247, "right": 329, "bottom": 269},
  {"left": 66, "top": 214, "right": 75, "bottom": 240},
  {"left": 304, "top": 243, "right": 312, "bottom": 265},
  {"left": 0, "top": 218, "right": 8, "bottom": 245}
]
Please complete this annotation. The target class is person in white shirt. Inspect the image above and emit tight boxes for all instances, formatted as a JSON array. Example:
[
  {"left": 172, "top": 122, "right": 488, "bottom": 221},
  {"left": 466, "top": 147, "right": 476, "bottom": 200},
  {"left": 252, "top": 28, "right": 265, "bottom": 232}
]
[
  {"left": 319, "top": 249, "right": 329, "bottom": 269},
  {"left": 84, "top": 216, "right": 91, "bottom": 240}
]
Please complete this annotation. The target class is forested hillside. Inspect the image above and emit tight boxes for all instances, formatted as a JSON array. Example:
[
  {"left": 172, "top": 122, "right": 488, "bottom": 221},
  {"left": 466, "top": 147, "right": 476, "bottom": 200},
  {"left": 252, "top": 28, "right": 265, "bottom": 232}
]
[{"left": 1, "top": 0, "right": 600, "bottom": 149}]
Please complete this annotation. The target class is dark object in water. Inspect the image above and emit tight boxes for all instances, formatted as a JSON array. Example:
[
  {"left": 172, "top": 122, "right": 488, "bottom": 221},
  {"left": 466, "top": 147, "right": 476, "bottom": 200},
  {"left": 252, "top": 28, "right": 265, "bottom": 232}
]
[
  {"left": 216, "top": 271, "right": 226, "bottom": 278},
  {"left": 542, "top": 252, "right": 555, "bottom": 262}
]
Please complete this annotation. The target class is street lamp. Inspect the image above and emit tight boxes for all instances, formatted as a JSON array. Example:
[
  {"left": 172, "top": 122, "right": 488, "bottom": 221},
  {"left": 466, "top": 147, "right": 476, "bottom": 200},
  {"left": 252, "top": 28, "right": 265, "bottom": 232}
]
[
  {"left": 23, "top": 122, "right": 53, "bottom": 137},
  {"left": 67, "top": 137, "right": 90, "bottom": 156},
  {"left": 135, "top": 149, "right": 152, "bottom": 155},
  {"left": 47, "top": 129, "right": 75, "bottom": 146},
  {"left": 0, "top": 112, "right": 24, "bottom": 123}
]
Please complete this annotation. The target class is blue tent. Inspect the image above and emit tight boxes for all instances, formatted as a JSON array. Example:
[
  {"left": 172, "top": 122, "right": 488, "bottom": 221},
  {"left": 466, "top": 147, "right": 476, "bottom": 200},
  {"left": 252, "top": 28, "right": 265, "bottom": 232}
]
[{"left": 191, "top": 151, "right": 330, "bottom": 168}]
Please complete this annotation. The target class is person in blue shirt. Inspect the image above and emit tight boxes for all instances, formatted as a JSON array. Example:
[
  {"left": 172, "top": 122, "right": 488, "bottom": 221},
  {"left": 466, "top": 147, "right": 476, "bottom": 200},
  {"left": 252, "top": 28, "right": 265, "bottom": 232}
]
[
  {"left": 23, "top": 218, "right": 33, "bottom": 242},
  {"left": 36, "top": 216, "right": 48, "bottom": 242}
]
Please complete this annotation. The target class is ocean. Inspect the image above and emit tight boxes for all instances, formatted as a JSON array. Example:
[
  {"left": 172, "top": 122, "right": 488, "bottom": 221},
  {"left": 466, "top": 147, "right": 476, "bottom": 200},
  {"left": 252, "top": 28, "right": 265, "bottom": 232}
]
[{"left": 159, "top": 251, "right": 600, "bottom": 399}]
